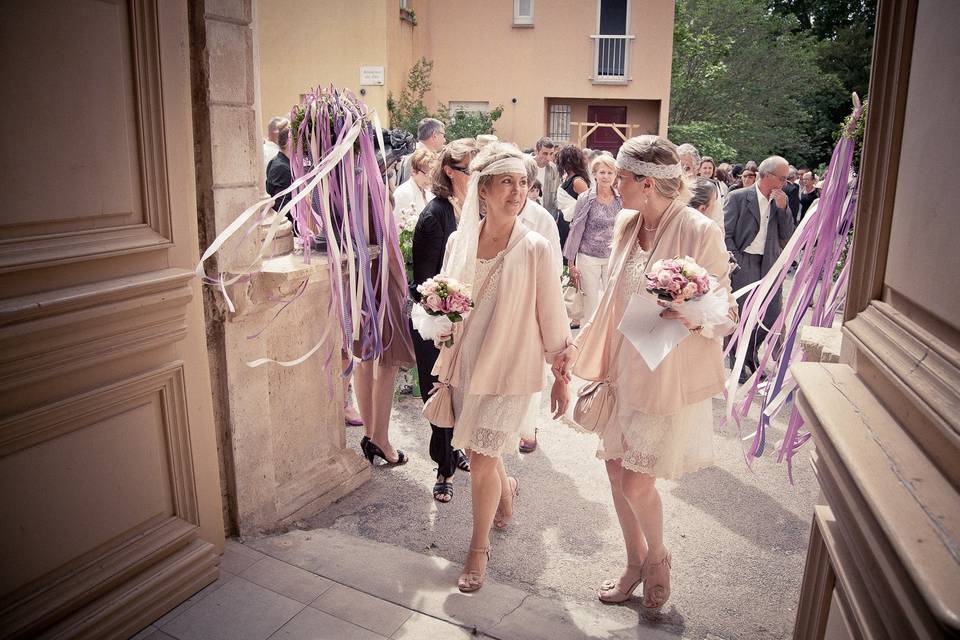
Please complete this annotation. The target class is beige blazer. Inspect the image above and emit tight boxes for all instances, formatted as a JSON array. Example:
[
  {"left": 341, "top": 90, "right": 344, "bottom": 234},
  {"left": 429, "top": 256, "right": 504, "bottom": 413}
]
[
  {"left": 433, "top": 220, "right": 571, "bottom": 395},
  {"left": 573, "top": 202, "right": 737, "bottom": 416}
]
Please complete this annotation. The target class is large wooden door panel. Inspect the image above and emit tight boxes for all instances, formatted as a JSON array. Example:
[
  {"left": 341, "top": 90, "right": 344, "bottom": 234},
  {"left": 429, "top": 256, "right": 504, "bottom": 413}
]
[{"left": 0, "top": 1, "right": 223, "bottom": 638}]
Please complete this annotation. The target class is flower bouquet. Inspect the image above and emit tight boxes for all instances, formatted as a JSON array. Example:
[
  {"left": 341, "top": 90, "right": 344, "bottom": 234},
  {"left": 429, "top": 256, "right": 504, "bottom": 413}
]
[
  {"left": 411, "top": 276, "right": 473, "bottom": 347},
  {"left": 396, "top": 204, "right": 418, "bottom": 282},
  {"left": 645, "top": 256, "right": 730, "bottom": 329}
]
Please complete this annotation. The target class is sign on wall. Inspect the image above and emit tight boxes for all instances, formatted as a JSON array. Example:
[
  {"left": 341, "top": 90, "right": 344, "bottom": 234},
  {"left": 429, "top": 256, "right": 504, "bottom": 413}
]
[{"left": 360, "top": 66, "right": 385, "bottom": 86}]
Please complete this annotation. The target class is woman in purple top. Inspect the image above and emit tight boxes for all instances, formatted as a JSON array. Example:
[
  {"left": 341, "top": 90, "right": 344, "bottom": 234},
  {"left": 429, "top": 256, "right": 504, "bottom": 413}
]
[{"left": 564, "top": 154, "right": 622, "bottom": 322}]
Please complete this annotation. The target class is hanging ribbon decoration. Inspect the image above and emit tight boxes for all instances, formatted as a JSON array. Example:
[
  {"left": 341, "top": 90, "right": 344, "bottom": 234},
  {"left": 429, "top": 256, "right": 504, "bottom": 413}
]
[
  {"left": 196, "top": 87, "right": 412, "bottom": 373},
  {"left": 724, "top": 94, "right": 865, "bottom": 481}
]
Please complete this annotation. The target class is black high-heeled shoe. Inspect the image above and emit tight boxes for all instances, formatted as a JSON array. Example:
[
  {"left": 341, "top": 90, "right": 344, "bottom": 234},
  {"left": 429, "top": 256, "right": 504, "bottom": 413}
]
[
  {"left": 360, "top": 436, "right": 372, "bottom": 462},
  {"left": 365, "top": 441, "right": 408, "bottom": 466}
]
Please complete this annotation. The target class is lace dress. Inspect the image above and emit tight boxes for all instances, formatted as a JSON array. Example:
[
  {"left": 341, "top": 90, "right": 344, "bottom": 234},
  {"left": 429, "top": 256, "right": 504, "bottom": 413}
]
[
  {"left": 596, "top": 243, "right": 715, "bottom": 479},
  {"left": 452, "top": 256, "right": 539, "bottom": 457}
]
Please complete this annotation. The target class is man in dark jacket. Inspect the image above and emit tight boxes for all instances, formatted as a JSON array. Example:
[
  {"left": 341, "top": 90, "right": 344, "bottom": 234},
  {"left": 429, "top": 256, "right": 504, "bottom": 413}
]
[
  {"left": 266, "top": 122, "right": 293, "bottom": 230},
  {"left": 724, "top": 155, "right": 796, "bottom": 382}
]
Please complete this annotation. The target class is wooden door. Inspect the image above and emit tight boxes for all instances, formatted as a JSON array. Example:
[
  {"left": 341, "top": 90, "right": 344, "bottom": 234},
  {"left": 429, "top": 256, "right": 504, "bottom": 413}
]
[
  {"left": 587, "top": 105, "right": 628, "bottom": 154},
  {"left": 0, "top": 1, "right": 223, "bottom": 638}
]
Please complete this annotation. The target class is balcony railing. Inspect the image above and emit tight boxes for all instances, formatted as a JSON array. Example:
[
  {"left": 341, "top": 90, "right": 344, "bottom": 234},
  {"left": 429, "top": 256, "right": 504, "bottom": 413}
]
[{"left": 590, "top": 34, "right": 635, "bottom": 83}]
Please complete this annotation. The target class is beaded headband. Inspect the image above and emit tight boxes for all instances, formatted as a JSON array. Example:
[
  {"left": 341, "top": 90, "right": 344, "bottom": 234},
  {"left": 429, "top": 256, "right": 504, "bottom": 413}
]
[{"left": 616, "top": 153, "right": 683, "bottom": 179}]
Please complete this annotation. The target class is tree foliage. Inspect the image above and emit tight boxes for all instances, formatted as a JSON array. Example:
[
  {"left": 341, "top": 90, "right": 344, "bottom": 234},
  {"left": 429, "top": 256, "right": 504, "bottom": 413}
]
[
  {"left": 436, "top": 104, "right": 505, "bottom": 140},
  {"left": 386, "top": 57, "right": 434, "bottom": 136},
  {"left": 669, "top": 0, "right": 872, "bottom": 168},
  {"left": 387, "top": 57, "right": 502, "bottom": 140}
]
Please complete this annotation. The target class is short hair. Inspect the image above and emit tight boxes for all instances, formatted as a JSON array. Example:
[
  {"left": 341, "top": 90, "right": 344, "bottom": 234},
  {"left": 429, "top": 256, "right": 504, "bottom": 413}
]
[
  {"left": 530, "top": 180, "right": 542, "bottom": 194},
  {"left": 590, "top": 154, "right": 617, "bottom": 174},
  {"left": 787, "top": 165, "right": 798, "bottom": 180},
  {"left": 276, "top": 120, "right": 291, "bottom": 148},
  {"left": 431, "top": 138, "right": 479, "bottom": 199},
  {"left": 267, "top": 116, "right": 289, "bottom": 136},
  {"left": 535, "top": 136, "right": 556, "bottom": 151},
  {"left": 700, "top": 156, "right": 716, "bottom": 168},
  {"left": 758, "top": 155, "right": 789, "bottom": 176},
  {"left": 522, "top": 155, "right": 539, "bottom": 184},
  {"left": 410, "top": 147, "right": 438, "bottom": 174},
  {"left": 688, "top": 177, "right": 717, "bottom": 210},
  {"left": 677, "top": 143, "right": 701, "bottom": 166},
  {"left": 417, "top": 117, "right": 445, "bottom": 142}
]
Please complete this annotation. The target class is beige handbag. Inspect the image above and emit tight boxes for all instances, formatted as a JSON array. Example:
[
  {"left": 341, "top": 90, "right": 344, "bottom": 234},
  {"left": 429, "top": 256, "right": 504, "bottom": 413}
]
[
  {"left": 572, "top": 322, "right": 626, "bottom": 434},
  {"left": 563, "top": 284, "right": 584, "bottom": 325},
  {"left": 422, "top": 227, "right": 529, "bottom": 428}
]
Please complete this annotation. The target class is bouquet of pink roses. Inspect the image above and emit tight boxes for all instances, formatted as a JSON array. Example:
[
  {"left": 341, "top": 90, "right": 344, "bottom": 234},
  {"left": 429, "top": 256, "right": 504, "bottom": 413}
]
[
  {"left": 645, "top": 256, "right": 711, "bottom": 304},
  {"left": 411, "top": 276, "right": 473, "bottom": 347},
  {"left": 645, "top": 256, "right": 731, "bottom": 330}
]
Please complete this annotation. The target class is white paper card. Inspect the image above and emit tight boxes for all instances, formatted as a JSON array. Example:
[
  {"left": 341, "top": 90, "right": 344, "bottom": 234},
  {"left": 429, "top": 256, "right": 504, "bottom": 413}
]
[{"left": 617, "top": 294, "right": 690, "bottom": 371}]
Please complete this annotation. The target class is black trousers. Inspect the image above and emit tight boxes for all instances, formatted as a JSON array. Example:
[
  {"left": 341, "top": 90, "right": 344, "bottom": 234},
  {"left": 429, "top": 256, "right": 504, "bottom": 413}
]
[
  {"left": 731, "top": 253, "right": 782, "bottom": 374},
  {"left": 409, "top": 318, "right": 457, "bottom": 478}
]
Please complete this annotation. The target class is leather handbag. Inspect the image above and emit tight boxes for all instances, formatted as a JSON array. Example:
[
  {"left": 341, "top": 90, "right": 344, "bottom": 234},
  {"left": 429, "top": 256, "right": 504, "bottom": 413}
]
[
  {"left": 573, "top": 379, "right": 616, "bottom": 433},
  {"left": 422, "top": 227, "right": 529, "bottom": 428}
]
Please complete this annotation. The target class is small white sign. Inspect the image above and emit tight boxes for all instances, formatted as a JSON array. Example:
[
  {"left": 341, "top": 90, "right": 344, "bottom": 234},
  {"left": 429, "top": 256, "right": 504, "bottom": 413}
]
[{"left": 360, "top": 66, "right": 385, "bottom": 86}]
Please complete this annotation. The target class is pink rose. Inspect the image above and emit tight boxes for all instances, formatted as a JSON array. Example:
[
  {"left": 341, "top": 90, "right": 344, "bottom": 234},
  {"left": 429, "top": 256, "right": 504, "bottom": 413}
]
[
  {"left": 682, "top": 282, "right": 698, "bottom": 299},
  {"left": 425, "top": 293, "right": 442, "bottom": 312}
]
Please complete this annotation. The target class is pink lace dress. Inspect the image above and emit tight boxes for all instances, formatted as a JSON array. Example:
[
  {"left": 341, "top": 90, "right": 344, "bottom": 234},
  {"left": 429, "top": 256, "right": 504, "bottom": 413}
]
[
  {"left": 451, "top": 256, "right": 539, "bottom": 457},
  {"left": 596, "top": 243, "right": 715, "bottom": 479}
]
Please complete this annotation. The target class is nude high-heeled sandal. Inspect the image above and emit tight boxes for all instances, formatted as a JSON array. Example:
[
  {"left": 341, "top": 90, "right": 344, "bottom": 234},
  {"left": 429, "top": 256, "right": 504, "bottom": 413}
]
[
  {"left": 457, "top": 547, "right": 490, "bottom": 593},
  {"left": 641, "top": 551, "right": 672, "bottom": 609},
  {"left": 598, "top": 563, "right": 644, "bottom": 604}
]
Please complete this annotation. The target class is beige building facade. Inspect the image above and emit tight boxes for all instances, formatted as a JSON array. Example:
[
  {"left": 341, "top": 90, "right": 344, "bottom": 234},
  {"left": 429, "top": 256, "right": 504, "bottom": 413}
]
[{"left": 257, "top": 0, "right": 674, "bottom": 151}]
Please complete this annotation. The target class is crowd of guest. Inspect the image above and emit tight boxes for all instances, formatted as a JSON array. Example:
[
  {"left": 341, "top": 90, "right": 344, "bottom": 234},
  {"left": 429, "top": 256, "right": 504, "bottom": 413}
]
[{"left": 259, "top": 116, "right": 819, "bottom": 602}]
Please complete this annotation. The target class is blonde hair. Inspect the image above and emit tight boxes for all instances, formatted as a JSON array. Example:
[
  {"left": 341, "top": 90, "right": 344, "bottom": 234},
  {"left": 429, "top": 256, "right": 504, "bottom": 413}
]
[
  {"left": 431, "top": 138, "right": 479, "bottom": 199},
  {"left": 590, "top": 153, "right": 617, "bottom": 175},
  {"left": 613, "top": 135, "right": 691, "bottom": 247},
  {"left": 410, "top": 147, "right": 438, "bottom": 174}
]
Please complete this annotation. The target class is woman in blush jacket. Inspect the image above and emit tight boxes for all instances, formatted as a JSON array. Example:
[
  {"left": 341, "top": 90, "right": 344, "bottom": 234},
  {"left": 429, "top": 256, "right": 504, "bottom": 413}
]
[
  {"left": 557, "top": 136, "right": 737, "bottom": 610},
  {"left": 432, "top": 143, "right": 571, "bottom": 593}
]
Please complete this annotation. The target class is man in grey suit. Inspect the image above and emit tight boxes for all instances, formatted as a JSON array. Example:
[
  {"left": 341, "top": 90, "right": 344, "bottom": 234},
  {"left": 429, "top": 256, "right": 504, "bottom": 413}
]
[{"left": 724, "top": 155, "right": 795, "bottom": 382}]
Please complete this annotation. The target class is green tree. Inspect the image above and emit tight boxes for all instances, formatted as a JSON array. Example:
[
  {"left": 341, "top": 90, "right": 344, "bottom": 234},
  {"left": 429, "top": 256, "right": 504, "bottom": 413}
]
[
  {"left": 669, "top": 0, "right": 860, "bottom": 168},
  {"left": 386, "top": 57, "right": 434, "bottom": 135},
  {"left": 435, "top": 104, "right": 505, "bottom": 140}
]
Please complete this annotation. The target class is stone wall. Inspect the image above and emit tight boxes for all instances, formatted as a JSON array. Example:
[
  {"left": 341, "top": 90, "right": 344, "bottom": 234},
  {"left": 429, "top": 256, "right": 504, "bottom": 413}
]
[{"left": 190, "top": 0, "right": 369, "bottom": 537}]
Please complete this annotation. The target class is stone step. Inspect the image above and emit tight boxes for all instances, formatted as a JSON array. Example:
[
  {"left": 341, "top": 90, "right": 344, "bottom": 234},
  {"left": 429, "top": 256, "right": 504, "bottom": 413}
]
[{"left": 245, "top": 528, "right": 687, "bottom": 640}]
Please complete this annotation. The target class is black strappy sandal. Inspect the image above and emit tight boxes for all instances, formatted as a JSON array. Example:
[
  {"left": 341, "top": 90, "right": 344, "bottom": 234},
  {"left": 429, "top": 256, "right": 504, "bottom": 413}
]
[
  {"left": 433, "top": 475, "right": 454, "bottom": 503},
  {"left": 366, "top": 441, "right": 408, "bottom": 466},
  {"left": 455, "top": 449, "right": 471, "bottom": 473}
]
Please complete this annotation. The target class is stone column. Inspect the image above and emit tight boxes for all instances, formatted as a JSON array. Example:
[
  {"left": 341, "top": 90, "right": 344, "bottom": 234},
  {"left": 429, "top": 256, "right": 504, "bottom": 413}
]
[{"left": 190, "top": 0, "right": 369, "bottom": 537}]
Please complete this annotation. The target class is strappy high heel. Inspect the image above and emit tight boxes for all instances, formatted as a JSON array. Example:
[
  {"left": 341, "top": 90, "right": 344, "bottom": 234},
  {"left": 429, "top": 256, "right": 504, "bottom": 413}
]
[
  {"left": 641, "top": 551, "right": 672, "bottom": 609},
  {"left": 365, "top": 441, "right": 408, "bottom": 466},
  {"left": 457, "top": 547, "right": 490, "bottom": 593},
  {"left": 598, "top": 563, "right": 644, "bottom": 604},
  {"left": 493, "top": 477, "right": 519, "bottom": 529}
]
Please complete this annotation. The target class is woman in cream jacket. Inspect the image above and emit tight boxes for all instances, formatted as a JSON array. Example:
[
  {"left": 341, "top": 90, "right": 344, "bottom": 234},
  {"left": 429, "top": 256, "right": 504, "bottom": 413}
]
[
  {"left": 559, "top": 136, "right": 736, "bottom": 609},
  {"left": 432, "top": 144, "right": 571, "bottom": 593}
]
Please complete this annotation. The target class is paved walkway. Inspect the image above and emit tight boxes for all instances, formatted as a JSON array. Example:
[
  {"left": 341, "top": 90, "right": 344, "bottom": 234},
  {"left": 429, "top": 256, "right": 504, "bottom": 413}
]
[{"left": 135, "top": 381, "right": 819, "bottom": 640}]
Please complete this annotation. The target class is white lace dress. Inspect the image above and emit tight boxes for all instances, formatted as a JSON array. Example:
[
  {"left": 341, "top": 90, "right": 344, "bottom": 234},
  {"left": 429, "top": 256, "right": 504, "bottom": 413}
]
[
  {"left": 596, "top": 243, "right": 715, "bottom": 479},
  {"left": 452, "top": 256, "right": 538, "bottom": 457}
]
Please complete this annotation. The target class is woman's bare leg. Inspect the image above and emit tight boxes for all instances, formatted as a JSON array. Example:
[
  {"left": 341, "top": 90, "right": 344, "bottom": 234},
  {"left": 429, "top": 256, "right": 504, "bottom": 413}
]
[
  {"left": 605, "top": 459, "right": 649, "bottom": 567},
  {"left": 353, "top": 359, "right": 400, "bottom": 460},
  {"left": 462, "top": 451, "right": 502, "bottom": 578}
]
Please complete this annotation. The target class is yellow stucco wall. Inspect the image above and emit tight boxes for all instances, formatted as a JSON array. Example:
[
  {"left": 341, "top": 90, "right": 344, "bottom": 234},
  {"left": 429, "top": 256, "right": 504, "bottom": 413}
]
[
  {"left": 256, "top": 0, "right": 674, "bottom": 147},
  {"left": 256, "top": 0, "right": 391, "bottom": 130}
]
